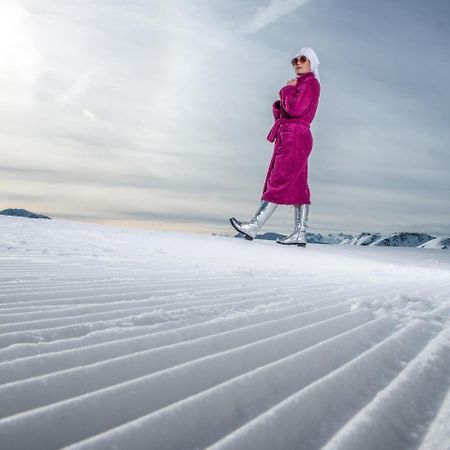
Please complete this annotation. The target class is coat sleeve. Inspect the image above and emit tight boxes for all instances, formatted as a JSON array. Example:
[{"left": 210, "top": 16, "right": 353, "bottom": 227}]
[
  {"left": 272, "top": 100, "right": 281, "bottom": 119},
  {"left": 278, "top": 81, "right": 315, "bottom": 117}
]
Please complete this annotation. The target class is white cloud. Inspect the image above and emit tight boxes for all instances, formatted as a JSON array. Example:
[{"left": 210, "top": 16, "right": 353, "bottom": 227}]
[
  {"left": 241, "top": 0, "right": 315, "bottom": 34},
  {"left": 82, "top": 109, "right": 97, "bottom": 121}
]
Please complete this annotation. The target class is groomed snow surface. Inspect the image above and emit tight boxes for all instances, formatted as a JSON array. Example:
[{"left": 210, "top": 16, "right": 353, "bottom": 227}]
[{"left": 0, "top": 215, "right": 449, "bottom": 450}]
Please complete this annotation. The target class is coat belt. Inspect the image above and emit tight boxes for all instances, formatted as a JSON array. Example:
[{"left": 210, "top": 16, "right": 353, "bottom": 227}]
[{"left": 266, "top": 118, "right": 310, "bottom": 143}]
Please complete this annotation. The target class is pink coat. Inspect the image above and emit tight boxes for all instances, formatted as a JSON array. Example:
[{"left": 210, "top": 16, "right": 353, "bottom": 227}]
[{"left": 261, "top": 71, "right": 320, "bottom": 205}]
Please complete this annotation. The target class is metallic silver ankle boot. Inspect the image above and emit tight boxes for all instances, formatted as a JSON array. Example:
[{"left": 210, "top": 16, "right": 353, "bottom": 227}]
[
  {"left": 276, "top": 204, "right": 309, "bottom": 247},
  {"left": 229, "top": 200, "right": 278, "bottom": 240}
]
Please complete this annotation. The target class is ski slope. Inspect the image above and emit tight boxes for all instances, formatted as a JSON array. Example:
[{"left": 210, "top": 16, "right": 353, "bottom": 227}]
[{"left": 0, "top": 215, "right": 449, "bottom": 450}]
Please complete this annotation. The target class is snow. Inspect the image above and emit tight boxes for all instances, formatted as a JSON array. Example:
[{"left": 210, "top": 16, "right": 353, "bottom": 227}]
[
  {"left": 348, "top": 231, "right": 448, "bottom": 248},
  {"left": 420, "top": 237, "right": 450, "bottom": 250},
  {"left": 0, "top": 215, "right": 449, "bottom": 449},
  {"left": 371, "top": 232, "right": 436, "bottom": 247}
]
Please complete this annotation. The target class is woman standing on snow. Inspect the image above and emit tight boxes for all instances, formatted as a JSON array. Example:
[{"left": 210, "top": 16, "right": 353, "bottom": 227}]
[{"left": 229, "top": 47, "right": 321, "bottom": 247}]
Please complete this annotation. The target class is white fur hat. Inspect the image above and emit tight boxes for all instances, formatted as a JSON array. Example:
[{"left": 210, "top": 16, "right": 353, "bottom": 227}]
[{"left": 293, "top": 47, "right": 320, "bottom": 83}]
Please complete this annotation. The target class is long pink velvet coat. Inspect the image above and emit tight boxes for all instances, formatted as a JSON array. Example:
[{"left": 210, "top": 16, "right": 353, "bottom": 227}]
[{"left": 261, "top": 71, "right": 320, "bottom": 205}]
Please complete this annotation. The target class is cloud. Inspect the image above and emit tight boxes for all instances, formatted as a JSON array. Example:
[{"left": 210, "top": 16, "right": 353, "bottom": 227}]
[
  {"left": 82, "top": 109, "right": 97, "bottom": 121},
  {"left": 241, "top": 0, "right": 315, "bottom": 34}
]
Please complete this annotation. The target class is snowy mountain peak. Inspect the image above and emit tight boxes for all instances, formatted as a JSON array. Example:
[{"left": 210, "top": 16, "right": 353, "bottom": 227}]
[
  {"left": 370, "top": 232, "right": 435, "bottom": 247},
  {"left": 418, "top": 237, "right": 450, "bottom": 250},
  {"left": 350, "top": 232, "right": 384, "bottom": 246},
  {"left": 0, "top": 208, "right": 51, "bottom": 219}
]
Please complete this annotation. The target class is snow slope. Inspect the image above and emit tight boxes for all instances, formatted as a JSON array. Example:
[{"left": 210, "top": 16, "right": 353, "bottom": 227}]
[
  {"left": 0, "top": 215, "right": 449, "bottom": 450},
  {"left": 420, "top": 237, "right": 450, "bottom": 250},
  {"left": 349, "top": 231, "right": 444, "bottom": 248}
]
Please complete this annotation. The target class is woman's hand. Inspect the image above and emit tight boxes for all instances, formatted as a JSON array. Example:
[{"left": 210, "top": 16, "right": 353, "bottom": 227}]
[{"left": 287, "top": 78, "right": 297, "bottom": 86}]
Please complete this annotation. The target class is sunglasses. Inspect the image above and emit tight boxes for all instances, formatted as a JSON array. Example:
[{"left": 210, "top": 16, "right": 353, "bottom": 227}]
[{"left": 291, "top": 56, "right": 309, "bottom": 65}]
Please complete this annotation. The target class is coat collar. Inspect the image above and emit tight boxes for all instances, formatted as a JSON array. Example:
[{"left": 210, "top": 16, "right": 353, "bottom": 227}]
[{"left": 296, "top": 71, "right": 315, "bottom": 82}]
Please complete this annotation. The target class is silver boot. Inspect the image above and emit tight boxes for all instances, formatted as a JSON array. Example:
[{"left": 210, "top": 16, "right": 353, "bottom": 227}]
[
  {"left": 229, "top": 200, "right": 278, "bottom": 240},
  {"left": 276, "top": 204, "right": 309, "bottom": 247}
]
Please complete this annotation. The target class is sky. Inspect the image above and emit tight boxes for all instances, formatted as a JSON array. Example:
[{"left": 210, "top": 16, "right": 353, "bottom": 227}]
[{"left": 1, "top": 0, "right": 449, "bottom": 237}]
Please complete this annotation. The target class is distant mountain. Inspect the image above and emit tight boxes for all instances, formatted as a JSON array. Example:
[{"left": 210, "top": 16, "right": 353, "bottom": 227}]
[
  {"left": 307, "top": 232, "right": 354, "bottom": 245},
  {"left": 349, "top": 232, "right": 384, "bottom": 246},
  {"left": 348, "top": 231, "right": 437, "bottom": 248},
  {"left": 418, "top": 237, "right": 450, "bottom": 250},
  {"left": 228, "top": 229, "right": 448, "bottom": 249},
  {"left": 0, "top": 208, "right": 51, "bottom": 219},
  {"left": 370, "top": 232, "right": 435, "bottom": 247},
  {"left": 233, "top": 231, "right": 354, "bottom": 244}
]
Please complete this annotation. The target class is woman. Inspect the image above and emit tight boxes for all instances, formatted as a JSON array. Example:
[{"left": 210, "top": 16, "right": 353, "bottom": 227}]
[{"left": 229, "top": 47, "right": 321, "bottom": 247}]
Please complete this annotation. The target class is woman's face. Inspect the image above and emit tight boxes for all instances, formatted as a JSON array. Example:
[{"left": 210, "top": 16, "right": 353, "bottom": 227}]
[{"left": 292, "top": 56, "right": 311, "bottom": 76}]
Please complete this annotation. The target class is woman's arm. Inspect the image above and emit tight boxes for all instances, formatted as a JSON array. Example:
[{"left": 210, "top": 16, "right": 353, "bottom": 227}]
[
  {"left": 278, "top": 81, "right": 315, "bottom": 117},
  {"left": 272, "top": 100, "right": 281, "bottom": 119}
]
